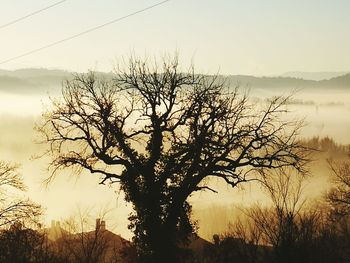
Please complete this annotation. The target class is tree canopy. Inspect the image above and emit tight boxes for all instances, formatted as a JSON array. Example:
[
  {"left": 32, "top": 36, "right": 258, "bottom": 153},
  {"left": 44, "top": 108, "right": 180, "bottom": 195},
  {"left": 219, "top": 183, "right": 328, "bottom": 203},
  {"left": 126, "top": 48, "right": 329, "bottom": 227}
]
[{"left": 39, "top": 56, "right": 308, "bottom": 262}]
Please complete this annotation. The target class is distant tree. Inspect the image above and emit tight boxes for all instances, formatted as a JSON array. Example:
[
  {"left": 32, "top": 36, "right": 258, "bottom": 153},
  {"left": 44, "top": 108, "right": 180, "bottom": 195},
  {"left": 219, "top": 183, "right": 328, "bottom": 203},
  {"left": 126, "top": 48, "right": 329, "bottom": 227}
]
[
  {"left": 300, "top": 136, "right": 350, "bottom": 155},
  {"left": 0, "top": 161, "right": 41, "bottom": 227},
  {"left": 327, "top": 160, "right": 350, "bottom": 216},
  {"left": 323, "top": 159, "right": 350, "bottom": 262},
  {"left": 38, "top": 56, "right": 308, "bottom": 262}
]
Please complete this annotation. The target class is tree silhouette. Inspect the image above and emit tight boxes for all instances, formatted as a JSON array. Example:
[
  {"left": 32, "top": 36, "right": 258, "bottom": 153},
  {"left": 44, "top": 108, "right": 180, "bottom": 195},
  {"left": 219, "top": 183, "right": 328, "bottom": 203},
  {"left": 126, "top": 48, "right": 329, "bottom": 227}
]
[
  {"left": 327, "top": 160, "right": 350, "bottom": 216},
  {"left": 203, "top": 170, "right": 348, "bottom": 263},
  {"left": 38, "top": 56, "right": 307, "bottom": 262},
  {"left": 0, "top": 222, "right": 61, "bottom": 263},
  {"left": 0, "top": 161, "right": 41, "bottom": 227}
]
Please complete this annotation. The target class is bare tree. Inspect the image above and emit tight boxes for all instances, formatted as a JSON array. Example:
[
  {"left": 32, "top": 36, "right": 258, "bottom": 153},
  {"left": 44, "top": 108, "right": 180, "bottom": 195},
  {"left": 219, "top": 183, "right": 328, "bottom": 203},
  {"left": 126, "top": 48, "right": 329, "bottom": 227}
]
[
  {"left": 55, "top": 209, "right": 132, "bottom": 263},
  {"left": 56, "top": 213, "right": 108, "bottom": 263},
  {"left": 0, "top": 161, "right": 41, "bottom": 227},
  {"left": 327, "top": 160, "right": 350, "bottom": 216},
  {"left": 38, "top": 56, "right": 308, "bottom": 262},
  {"left": 0, "top": 162, "right": 53, "bottom": 262},
  {"left": 205, "top": 160, "right": 350, "bottom": 263},
  {"left": 248, "top": 170, "right": 308, "bottom": 262}
]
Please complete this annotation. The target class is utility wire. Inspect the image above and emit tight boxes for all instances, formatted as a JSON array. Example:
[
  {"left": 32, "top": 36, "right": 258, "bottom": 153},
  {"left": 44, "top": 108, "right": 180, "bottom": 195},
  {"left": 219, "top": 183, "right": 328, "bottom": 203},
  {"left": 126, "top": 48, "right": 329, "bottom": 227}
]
[
  {"left": 0, "top": 0, "right": 171, "bottom": 65},
  {"left": 0, "top": 0, "right": 67, "bottom": 30}
]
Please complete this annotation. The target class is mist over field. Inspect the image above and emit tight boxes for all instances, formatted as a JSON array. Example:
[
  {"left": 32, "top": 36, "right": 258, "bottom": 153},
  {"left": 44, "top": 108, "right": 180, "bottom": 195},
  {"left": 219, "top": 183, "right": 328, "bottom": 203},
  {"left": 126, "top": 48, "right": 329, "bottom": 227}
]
[{"left": 0, "top": 69, "right": 349, "bottom": 240}]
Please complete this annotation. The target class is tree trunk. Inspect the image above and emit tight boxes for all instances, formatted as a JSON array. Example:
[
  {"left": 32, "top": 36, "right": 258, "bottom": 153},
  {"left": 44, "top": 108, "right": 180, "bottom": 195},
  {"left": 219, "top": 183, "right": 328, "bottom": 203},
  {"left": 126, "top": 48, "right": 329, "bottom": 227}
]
[
  {"left": 131, "top": 186, "right": 192, "bottom": 262},
  {"left": 136, "top": 219, "right": 179, "bottom": 263}
]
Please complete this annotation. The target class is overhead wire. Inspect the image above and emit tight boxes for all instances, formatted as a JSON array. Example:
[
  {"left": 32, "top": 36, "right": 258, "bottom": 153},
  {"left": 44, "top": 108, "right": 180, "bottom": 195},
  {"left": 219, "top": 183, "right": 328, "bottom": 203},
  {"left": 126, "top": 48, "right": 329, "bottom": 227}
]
[
  {"left": 0, "top": 0, "right": 171, "bottom": 65},
  {"left": 0, "top": 0, "right": 67, "bottom": 30}
]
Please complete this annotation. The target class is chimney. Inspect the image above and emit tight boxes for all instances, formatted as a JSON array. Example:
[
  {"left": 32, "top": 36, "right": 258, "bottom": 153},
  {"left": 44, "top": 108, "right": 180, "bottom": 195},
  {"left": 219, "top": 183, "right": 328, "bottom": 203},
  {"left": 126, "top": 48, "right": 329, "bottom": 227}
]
[
  {"left": 100, "top": 220, "right": 106, "bottom": 231},
  {"left": 51, "top": 220, "right": 56, "bottom": 229},
  {"left": 96, "top": 218, "right": 101, "bottom": 230}
]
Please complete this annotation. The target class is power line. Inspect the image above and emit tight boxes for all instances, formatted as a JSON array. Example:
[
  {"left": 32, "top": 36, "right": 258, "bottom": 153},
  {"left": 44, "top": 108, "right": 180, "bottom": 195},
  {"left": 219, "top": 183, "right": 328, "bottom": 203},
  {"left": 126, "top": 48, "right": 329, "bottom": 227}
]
[
  {"left": 0, "top": 0, "right": 171, "bottom": 65},
  {"left": 0, "top": 0, "right": 67, "bottom": 30}
]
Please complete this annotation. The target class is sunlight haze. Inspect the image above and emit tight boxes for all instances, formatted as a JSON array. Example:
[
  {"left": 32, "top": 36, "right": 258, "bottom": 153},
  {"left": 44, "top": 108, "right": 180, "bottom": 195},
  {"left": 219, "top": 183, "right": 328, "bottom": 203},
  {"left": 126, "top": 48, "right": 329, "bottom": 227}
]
[{"left": 0, "top": 0, "right": 350, "bottom": 75}]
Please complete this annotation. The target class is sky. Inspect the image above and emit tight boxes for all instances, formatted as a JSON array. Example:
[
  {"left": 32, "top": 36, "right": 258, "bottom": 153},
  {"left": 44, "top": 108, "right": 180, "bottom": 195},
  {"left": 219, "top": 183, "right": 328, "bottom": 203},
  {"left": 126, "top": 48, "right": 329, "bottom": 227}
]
[{"left": 0, "top": 0, "right": 350, "bottom": 75}]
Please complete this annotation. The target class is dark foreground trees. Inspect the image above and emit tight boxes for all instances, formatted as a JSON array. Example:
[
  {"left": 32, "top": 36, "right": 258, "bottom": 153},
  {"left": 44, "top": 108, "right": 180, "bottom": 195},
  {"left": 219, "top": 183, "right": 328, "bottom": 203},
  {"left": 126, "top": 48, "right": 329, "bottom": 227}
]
[
  {"left": 0, "top": 161, "right": 48, "bottom": 263},
  {"left": 38, "top": 56, "right": 307, "bottom": 262},
  {"left": 204, "top": 203, "right": 350, "bottom": 263},
  {"left": 0, "top": 223, "right": 59, "bottom": 263},
  {"left": 202, "top": 167, "right": 350, "bottom": 263}
]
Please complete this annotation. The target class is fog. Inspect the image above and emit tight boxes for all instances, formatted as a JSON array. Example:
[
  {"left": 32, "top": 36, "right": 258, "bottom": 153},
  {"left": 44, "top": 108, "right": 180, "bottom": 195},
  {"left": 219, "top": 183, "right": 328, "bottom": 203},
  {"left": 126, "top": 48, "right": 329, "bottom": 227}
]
[
  {"left": 0, "top": 109, "right": 134, "bottom": 239},
  {"left": 0, "top": 74, "right": 349, "bottom": 241}
]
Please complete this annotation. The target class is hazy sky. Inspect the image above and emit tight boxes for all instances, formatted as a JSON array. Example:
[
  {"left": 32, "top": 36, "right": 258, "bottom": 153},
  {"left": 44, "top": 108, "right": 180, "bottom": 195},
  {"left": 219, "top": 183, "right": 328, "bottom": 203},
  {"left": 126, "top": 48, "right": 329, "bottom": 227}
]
[{"left": 0, "top": 0, "right": 350, "bottom": 75}]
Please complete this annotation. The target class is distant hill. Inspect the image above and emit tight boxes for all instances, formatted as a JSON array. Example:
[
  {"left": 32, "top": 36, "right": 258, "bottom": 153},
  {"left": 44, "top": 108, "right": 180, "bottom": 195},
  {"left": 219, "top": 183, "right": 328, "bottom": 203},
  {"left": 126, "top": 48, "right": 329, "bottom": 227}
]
[
  {"left": 226, "top": 75, "right": 315, "bottom": 89},
  {"left": 281, "top": 71, "right": 349, "bottom": 81},
  {"left": 321, "top": 73, "right": 350, "bottom": 88},
  {"left": 0, "top": 75, "right": 37, "bottom": 93},
  {"left": 225, "top": 73, "right": 350, "bottom": 92},
  {"left": 0, "top": 68, "right": 72, "bottom": 94},
  {"left": 0, "top": 68, "right": 349, "bottom": 95}
]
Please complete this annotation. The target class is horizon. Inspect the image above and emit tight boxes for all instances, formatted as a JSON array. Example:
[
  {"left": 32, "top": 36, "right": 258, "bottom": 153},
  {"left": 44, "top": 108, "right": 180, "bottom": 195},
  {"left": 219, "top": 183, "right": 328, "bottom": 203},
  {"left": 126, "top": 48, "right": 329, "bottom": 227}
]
[{"left": 1, "top": 66, "right": 350, "bottom": 80}]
